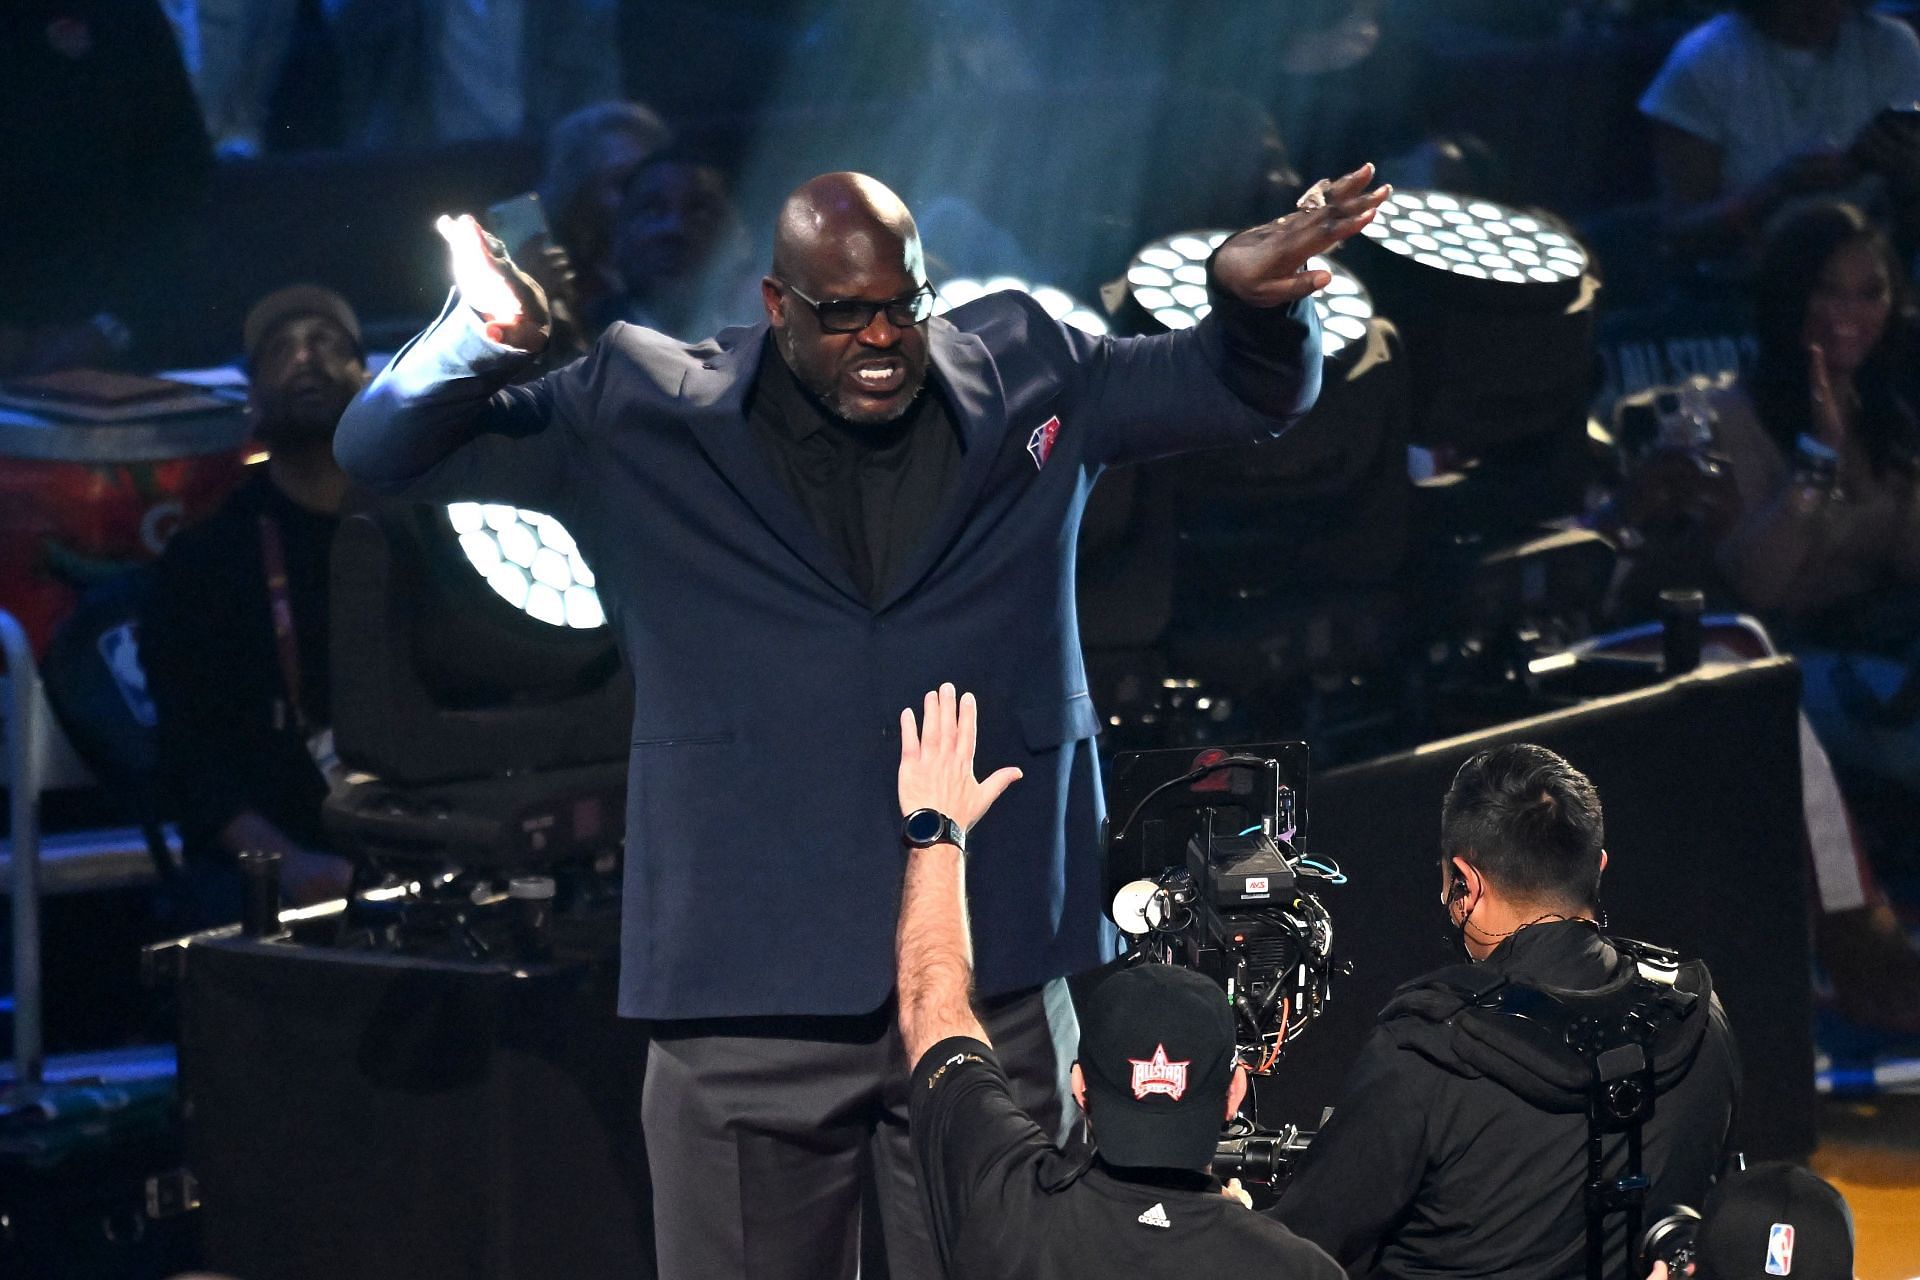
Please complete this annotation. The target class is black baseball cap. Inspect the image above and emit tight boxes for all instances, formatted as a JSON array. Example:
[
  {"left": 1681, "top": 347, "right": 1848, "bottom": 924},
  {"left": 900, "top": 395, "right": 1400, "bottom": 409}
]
[
  {"left": 1696, "top": 1163, "right": 1853, "bottom": 1280},
  {"left": 1077, "top": 963, "right": 1237, "bottom": 1170}
]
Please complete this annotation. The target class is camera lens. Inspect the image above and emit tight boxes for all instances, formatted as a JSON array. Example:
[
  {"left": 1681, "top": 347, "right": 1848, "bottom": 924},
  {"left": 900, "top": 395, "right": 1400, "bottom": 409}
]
[{"left": 1638, "top": 1206, "right": 1702, "bottom": 1272}]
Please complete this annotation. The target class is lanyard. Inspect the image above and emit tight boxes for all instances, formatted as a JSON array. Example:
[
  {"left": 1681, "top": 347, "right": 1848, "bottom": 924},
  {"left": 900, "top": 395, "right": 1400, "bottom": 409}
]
[{"left": 258, "top": 514, "right": 310, "bottom": 735}]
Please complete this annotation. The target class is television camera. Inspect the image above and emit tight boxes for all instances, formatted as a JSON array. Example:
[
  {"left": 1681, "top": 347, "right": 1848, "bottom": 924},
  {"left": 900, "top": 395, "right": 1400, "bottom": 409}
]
[{"left": 1103, "top": 743, "right": 1342, "bottom": 1183}]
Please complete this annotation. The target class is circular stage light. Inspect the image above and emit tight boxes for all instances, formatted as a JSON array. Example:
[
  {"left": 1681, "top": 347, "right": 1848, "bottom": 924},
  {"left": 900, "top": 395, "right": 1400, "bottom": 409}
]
[
  {"left": 446, "top": 502, "right": 605, "bottom": 630},
  {"left": 934, "top": 276, "right": 1110, "bottom": 336},
  {"left": 1124, "top": 230, "right": 1375, "bottom": 359},
  {"left": 1356, "top": 190, "right": 1589, "bottom": 298},
  {"left": 1345, "top": 188, "right": 1599, "bottom": 468}
]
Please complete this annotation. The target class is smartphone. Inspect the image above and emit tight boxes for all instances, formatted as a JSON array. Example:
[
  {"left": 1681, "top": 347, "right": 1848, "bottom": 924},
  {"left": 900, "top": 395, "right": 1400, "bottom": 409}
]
[{"left": 484, "top": 192, "right": 551, "bottom": 258}]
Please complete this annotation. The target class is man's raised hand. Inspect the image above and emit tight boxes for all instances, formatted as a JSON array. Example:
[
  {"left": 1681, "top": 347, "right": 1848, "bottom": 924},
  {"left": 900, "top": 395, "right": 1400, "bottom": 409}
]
[
  {"left": 434, "top": 213, "right": 552, "bottom": 352},
  {"left": 898, "top": 684, "right": 1022, "bottom": 833},
  {"left": 1212, "top": 162, "right": 1392, "bottom": 308}
]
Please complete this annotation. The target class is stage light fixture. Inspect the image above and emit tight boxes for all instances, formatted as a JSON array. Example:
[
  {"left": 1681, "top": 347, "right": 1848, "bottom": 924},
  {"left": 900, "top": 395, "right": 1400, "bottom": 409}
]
[
  {"left": 934, "top": 276, "right": 1110, "bottom": 336},
  {"left": 1342, "top": 187, "right": 1598, "bottom": 470},
  {"left": 1358, "top": 190, "right": 1588, "bottom": 290},
  {"left": 446, "top": 502, "right": 605, "bottom": 630},
  {"left": 1123, "top": 231, "right": 1375, "bottom": 359}
]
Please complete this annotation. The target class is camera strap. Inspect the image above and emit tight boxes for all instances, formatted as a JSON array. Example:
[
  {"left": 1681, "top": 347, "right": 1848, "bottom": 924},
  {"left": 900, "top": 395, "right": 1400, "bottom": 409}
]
[{"left": 258, "top": 514, "right": 310, "bottom": 736}]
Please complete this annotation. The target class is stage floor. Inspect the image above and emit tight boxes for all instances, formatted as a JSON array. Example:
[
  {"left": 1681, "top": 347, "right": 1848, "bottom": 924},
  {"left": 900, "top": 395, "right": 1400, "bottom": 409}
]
[{"left": 1815, "top": 1095, "right": 1920, "bottom": 1280}]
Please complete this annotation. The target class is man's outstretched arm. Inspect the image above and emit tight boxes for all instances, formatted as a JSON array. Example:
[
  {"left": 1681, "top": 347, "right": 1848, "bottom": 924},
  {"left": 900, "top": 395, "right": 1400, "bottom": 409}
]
[
  {"left": 895, "top": 683, "right": 1023, "bottom": 1067},
  {"left": 334, "top": 214, "right": 581, "bottom": 509},
  {"left": 1059, "top": 163, "right": 1391, "bottom": 465}
]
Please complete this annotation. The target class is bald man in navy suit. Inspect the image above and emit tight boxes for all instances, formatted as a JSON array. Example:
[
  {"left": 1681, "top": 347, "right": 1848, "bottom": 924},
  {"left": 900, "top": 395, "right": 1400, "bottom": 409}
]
[{"left": 337, "top": 166, "right": 1389, "bottom": 1280}]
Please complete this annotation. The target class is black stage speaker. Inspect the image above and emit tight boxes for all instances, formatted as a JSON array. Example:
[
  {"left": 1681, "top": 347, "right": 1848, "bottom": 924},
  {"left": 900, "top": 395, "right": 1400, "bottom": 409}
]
[
  {"left": 1258, "top": 657, "right": 1815, "bottom": 1159},
  {"left": 180, "top": 933, "right": 653, "bottom": 1280}
]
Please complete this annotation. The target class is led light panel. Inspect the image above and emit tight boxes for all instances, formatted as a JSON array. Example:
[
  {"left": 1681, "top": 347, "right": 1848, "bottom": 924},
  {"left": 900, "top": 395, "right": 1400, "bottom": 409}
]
[
  {"left": 1360, "top": 191, "right": 1588, "bottom": 285},
  {"left": 933, "top": 276, "right": 1110, "bottom": 335},
  {"left": 447, "top": 502, "right": 605, "bottom": 630},
  {"left": 1126, "top": 230, "right": 1375, "bottom": 358}
]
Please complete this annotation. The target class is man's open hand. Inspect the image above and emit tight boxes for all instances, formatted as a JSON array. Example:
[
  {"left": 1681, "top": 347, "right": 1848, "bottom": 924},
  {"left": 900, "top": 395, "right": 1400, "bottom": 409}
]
[
  {"left": 435, "top": 213, "right": 552, "bottom": 352},
  {"left": 1212, "top": 163, "right": 1391, "bottom": 307},
  {"left": 898, "top": 683, "right": 1022, "bottom": 832}
]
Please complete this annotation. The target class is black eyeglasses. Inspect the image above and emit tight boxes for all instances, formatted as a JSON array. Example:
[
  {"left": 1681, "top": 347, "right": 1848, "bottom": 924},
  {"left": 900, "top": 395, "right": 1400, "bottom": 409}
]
[{"left": 779, "top": 281, "right": 937, "bottom": 333}]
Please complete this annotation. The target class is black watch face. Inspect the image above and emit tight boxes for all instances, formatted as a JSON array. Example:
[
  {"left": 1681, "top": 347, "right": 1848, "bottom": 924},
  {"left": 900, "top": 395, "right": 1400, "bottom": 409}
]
[{"left": 905, "top": 809, "right": 945, "bottom": 845}]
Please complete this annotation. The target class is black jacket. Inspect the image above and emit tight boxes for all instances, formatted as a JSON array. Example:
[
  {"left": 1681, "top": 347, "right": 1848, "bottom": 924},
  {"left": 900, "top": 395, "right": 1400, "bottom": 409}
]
[
  {"left": 1272, "top": 920, "right": 1739, "bottom": 1279},
  {"left": 141, "top": 469, "right": 337, "bottom": 858}
]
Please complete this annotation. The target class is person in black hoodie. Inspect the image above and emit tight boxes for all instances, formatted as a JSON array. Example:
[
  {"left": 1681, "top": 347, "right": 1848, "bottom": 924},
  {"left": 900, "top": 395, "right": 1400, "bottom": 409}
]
[{"left": 1272, "top": 743, "right": 1741, "bottom": 1279}]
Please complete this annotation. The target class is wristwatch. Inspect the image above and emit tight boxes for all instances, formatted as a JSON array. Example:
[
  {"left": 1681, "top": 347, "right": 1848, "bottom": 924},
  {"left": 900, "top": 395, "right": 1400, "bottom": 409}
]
[{"left": 902, "top": 808, "right": 966, "bottom": 852}]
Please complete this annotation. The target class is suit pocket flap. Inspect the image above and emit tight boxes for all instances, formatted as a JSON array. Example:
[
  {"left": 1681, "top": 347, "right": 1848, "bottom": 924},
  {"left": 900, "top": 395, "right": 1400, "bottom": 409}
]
[{"left": 1015, "top": 691, "right": 1101, "bottom": 751}]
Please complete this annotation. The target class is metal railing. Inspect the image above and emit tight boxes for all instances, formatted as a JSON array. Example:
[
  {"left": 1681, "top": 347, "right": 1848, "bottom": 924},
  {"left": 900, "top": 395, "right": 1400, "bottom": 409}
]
[{"left": 1, "top": 607, "right": 44, "bottom": 1092}]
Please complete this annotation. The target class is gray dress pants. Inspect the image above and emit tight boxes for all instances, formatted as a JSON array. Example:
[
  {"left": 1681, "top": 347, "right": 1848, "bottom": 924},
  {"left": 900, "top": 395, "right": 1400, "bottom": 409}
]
[{"left": 643, "top": 980, "right": 1079, "bottom": 1280}]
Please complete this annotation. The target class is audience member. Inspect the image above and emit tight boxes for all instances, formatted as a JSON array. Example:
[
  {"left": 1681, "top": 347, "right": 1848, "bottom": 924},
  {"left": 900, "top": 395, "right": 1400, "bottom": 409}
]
[
  {"left": 1, "top": 0, "right": 211, "bottom": 375},
  {"left": 602, "top": 153, "right": 764, "bottom": 340},
  {"left": 1641, "top": 0, "right": 1920, "bottom": 257},
  {"left": 1273, "top": 743, "right": 1739, "bottom": 1279},
  {"left": 141, "top": 285, "right": 366, "bottom": 913},
  {"left": 171, "top": 0, "right": 301, "bottom": 159},
  {"left": 1702, "top": 200, "right": 1920, "bottom": 1027},
  {"left": 538, "top": 101, "right": 674, "bottom": 331}
]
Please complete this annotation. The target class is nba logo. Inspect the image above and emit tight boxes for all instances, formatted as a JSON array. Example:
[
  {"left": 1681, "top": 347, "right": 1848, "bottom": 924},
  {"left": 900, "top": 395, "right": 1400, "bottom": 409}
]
[{"left": 1765, "top": 1221, "right": 1794, "bottom": 1275}]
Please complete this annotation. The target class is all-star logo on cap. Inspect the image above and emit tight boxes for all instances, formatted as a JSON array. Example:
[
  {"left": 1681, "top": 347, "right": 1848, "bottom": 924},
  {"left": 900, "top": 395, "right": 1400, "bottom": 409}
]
[{"left": 1128, "top": 1043, "right": 1191, "bottom": 1101}]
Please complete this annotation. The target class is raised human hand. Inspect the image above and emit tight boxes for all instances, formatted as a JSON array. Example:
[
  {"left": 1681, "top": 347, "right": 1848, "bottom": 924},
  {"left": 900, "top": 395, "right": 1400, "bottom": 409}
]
[
  {"left": 898, "top": 683, "right": 1023, "bottom": 833},
  {"left": 435, "top": 213, "right": 551, "bottom": 352},
  {"left": 1808, "top": 342, "right": 1849, "bottom": 451},
  {"left": 1210, "top": 162, "right": 1392, "bottom": 307}
]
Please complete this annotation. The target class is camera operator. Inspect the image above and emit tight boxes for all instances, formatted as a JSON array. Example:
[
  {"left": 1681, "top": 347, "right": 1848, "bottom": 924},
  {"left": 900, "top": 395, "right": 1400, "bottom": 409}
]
[
  {"left": 1272, "top": 743, "right": 1741, "bottom": 1279},
  {"left": 894, "top": 683, "right": 1342, "bottom": 1279}
]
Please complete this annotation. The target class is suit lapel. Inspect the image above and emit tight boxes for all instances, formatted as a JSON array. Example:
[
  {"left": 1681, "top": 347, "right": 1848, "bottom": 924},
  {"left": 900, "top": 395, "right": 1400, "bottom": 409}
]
[
  {"left": 872, "top": 320, "right": 1007, "bottom": 613},
  {"left": 675, "top": 324, "right": 866, "bottom": 606}
]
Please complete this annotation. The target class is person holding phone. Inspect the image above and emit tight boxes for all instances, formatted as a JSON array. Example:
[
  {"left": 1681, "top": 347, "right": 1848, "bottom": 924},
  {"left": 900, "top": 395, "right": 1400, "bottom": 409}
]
[
  {"left": 1640, "top": 0, "right": 1920, "bottom": 255},
  {"left": 335, "top": 165, "right": 1387, "bottom": 1279}
]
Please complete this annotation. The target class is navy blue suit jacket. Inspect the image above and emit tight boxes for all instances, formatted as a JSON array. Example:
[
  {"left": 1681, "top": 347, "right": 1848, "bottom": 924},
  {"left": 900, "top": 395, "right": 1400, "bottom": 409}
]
[{"left": 336, "top": 287, "right": 1321, "bottom": 1019}]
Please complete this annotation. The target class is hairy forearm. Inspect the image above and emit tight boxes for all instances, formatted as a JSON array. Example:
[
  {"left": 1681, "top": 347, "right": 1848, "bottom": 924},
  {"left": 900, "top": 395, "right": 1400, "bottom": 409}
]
[{"left": 896, "top": 844, "right": 990, "bottom": 1065}]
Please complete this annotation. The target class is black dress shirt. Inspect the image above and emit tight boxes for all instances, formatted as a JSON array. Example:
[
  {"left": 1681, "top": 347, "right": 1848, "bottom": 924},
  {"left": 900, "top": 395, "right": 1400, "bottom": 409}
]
[{"left": 745, "top": 342, "right": 962, "bottom": 605}]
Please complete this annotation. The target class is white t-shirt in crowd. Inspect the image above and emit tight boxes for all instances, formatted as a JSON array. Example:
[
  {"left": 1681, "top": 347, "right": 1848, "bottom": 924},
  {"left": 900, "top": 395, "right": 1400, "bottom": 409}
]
[{"left": 1639, "top": 10, "right": 1920, "bottom": 192}]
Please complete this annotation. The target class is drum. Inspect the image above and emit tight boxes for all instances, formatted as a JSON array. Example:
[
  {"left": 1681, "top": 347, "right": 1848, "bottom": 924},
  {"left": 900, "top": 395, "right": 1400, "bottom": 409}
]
[{"left": 0, "top": 404, "right": 249, "bottom": 654}]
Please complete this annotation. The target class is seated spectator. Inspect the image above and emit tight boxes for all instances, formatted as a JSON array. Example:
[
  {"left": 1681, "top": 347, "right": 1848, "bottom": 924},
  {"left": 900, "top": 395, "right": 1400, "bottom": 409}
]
[
  {"left": 141, "top": 285, "right": 366, "bottom": 912},
  {"left": 601, "top": 153, "right": 764, "bottom": 341},
  {"left": 894, "top": 684, "right": 1343, "bottom": 1279},
  {"left": 1641, "top": 0, "right": 1920, "bottom": 258},
  {"left": 538, "top": 101, "right": 673, "bottom": 330},
  {"left": 1705, "top": 199, "right": 1920, "bottom": 1026}
]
